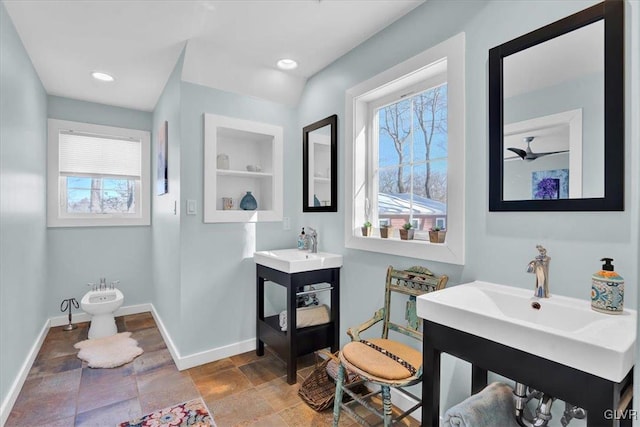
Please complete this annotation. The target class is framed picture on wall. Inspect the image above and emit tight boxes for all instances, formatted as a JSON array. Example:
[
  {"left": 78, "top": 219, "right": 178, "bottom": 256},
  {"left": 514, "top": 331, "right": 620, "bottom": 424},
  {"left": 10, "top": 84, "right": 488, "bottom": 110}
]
[{"left": 157, "top": 121, "right": 168, "bottom": 195}]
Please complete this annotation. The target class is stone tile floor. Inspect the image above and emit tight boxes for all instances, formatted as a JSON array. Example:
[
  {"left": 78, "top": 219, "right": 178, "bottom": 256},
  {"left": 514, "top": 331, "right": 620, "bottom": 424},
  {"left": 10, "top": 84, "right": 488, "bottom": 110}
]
[{"left": 6, "top": 313, "right": 419, "bottom": 426}]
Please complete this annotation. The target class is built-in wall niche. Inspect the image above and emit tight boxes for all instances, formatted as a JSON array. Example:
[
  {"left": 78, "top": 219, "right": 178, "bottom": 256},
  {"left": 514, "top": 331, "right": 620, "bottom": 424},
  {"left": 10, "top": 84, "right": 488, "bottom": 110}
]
[{"left": 204, "top": 113, "right": 283, "bottom": 223}]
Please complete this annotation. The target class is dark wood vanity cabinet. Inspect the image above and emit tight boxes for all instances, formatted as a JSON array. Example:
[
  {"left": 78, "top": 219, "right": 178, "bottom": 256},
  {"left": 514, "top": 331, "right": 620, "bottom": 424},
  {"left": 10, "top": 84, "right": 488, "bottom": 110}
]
[{"left": 255, "top": 264, "right": 340, "bottom": 384}]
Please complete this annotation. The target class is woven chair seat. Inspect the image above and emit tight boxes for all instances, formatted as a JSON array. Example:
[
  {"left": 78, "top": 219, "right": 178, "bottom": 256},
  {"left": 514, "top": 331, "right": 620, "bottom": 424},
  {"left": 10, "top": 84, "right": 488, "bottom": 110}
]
[{"left": 341, "top": 338, "right": 422, "bottom": 383}]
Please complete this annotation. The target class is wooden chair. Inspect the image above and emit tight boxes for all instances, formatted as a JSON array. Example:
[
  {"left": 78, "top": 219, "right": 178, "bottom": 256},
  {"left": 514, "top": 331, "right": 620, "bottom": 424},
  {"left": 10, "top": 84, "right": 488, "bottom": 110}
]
[{"left": 332, "top": 265, "right": 448, "bottom": 426}]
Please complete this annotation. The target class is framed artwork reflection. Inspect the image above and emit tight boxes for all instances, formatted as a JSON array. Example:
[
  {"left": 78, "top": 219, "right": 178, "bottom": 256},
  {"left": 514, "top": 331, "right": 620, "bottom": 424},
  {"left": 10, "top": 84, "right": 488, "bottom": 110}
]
[
  {"left": 532, "top": 169, "right": 568, "bottom": 200},
  {"left": 157, "top": 121, "right": 168, "bottom": 195}
]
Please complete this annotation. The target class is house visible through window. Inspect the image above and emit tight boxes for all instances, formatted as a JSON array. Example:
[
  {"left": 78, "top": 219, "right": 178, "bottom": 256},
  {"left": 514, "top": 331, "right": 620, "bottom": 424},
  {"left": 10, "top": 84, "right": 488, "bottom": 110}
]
[
  {"left": 48, "top": 119, "right": 150, "bottom": 227},
  {"left": 345, "top": 32, "right": 465, "bottom": 264},
  {"left": 375, "top": 84, "right": 448, "bottom": 232}
]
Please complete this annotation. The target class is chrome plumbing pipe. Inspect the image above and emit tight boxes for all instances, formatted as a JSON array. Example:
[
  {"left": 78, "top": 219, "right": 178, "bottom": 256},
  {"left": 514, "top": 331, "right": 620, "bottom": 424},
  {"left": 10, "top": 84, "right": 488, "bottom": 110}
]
[{"left": 514, "top": 383, "right": 554, "bottom": 427}]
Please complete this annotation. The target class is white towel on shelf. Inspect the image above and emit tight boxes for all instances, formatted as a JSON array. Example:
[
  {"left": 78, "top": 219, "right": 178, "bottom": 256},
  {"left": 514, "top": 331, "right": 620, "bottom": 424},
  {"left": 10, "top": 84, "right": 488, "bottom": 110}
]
[
  {"left": 279, "top": 304, "right": 330, "bottom": 331},
  {"left": 444, "top": 382, "right": 520, "bottom": 427}
]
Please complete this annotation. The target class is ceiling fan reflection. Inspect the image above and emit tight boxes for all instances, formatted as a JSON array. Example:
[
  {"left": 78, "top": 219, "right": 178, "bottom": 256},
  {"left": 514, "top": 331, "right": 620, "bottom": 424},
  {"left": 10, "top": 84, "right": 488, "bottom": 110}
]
[{"left": 507, "top": 136, "right": 569, "bottom": 161}]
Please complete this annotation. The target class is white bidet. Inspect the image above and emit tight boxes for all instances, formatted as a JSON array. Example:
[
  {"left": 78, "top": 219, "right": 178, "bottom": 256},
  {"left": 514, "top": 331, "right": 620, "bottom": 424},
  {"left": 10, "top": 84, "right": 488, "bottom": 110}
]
[{"left": 81, "top": 288, "right": 124, "bottom": 339}]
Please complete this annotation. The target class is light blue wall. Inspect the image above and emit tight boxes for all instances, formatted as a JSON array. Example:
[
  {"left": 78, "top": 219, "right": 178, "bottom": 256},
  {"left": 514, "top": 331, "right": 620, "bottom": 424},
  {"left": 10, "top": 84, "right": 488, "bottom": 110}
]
[
  {"left": 177, "top": 81, "right": 297, "bottom": 355},
  {"left": 297, "top": 0, "right": 639, "bottom": 417},
  {"left": 151, "top": 51, "right": 184, "bottom": 340},
  {"left": 48, "top": 95, "right": 153, "bottom": 130},
  {"left": 45, "top": 96, "right": 154, "bottom": 316},
  {"left": 0, "top": 0, "right": 48, "bottom": 409}
]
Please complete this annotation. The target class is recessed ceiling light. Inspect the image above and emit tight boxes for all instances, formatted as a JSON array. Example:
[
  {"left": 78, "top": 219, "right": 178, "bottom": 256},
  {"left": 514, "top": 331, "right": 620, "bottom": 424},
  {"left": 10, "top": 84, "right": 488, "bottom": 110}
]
[
  {"left": 277, "top": 59, "right": 298, "bottom": 70},
  {"left": 91, "top": 71, "right": 115, "bottom": 82}
]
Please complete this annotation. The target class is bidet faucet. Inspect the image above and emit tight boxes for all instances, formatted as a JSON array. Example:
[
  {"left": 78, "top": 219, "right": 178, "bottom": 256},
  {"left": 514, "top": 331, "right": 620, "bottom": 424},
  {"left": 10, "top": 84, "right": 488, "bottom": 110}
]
[
  {"left": 527, "top": 245, "right": 550, "bottom": 298},
  {"left": 306, "top": 227, "right": 318, "bottom": 253}
]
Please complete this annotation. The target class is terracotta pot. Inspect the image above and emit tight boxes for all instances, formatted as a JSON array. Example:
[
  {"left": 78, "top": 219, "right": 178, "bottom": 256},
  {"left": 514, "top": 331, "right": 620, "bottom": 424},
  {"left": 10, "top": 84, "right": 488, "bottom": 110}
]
[
  {"left": 380, "top": 227, "right": 391, "bottom": 238},
  {"left": 361, "top": 226, "right": 372, "bottom": 237},
  {"left": 429, "top": 230, "right": 446, "bottom": 243},
  {"left": 399, "top": 229, "right": 414, "bottom": 240}
]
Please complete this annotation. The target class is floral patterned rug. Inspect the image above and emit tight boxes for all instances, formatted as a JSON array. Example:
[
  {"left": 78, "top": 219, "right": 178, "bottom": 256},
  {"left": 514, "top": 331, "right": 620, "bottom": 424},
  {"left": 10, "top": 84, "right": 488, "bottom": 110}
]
[{"left": 117, "top": 398, "right": 215, "bottom": 427}]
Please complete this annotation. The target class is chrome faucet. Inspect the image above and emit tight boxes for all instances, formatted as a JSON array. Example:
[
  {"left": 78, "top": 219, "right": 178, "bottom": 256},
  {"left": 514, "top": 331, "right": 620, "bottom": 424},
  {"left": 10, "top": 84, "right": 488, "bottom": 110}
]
[
  {"left": 306, "top": 227, "right": 318, "bottom": 253},
  {"left": 527, "top": 245, "right": 550, "bottom": 298}
]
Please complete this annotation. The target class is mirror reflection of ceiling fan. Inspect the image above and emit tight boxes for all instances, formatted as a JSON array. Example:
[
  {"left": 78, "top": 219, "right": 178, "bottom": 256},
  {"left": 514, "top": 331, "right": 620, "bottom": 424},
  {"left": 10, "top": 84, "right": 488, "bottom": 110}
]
[{"left": 507, "top": 136, "right": 569, "bottom": 161}]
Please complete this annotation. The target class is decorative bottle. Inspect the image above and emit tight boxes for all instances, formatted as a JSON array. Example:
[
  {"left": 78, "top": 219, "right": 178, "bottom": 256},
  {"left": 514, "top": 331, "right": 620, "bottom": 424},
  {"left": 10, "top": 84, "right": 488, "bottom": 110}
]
[
  {"left": 240, "top": 191, "right": 257, "bottom": 210},
  {"left": 591, "top": 257, "right": 624, "bottom": 314}
]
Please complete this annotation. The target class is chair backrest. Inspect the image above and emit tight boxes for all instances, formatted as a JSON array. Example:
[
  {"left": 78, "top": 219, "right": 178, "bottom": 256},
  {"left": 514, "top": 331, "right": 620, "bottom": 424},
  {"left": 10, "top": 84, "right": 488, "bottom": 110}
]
[{"left": 381, "top": 265, "right": 448, "bottom": 342}]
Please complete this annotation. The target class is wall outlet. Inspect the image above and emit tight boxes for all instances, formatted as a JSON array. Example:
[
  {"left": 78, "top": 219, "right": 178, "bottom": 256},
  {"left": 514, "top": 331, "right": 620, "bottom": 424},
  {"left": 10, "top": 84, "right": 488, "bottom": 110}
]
[{"left": 283, "top": 217, "right": 291, "bottom": 230}]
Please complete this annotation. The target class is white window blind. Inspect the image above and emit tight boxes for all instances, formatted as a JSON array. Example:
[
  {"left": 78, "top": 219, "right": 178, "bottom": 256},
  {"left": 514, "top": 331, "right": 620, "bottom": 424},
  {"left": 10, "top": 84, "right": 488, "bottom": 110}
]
[{"left": 59, "top": 131, "right": 142, "bottom": 178}]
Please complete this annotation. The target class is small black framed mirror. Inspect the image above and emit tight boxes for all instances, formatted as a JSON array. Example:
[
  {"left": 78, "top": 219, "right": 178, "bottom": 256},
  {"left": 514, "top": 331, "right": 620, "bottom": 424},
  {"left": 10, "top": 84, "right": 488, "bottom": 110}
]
[
  {"left": 488, "top": 0, "right": 624, "bottom": 211},
  {"left": 303, "top": 114, "right": 337, "bottom": 212}
]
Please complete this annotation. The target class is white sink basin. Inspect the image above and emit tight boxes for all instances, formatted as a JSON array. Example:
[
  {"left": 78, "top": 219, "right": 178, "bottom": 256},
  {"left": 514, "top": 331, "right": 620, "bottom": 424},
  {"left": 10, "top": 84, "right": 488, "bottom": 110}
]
[
  {"left": 254, "top": 248, "right": 343, "bottom": 273},
  {"left": 417, "top": 281, "right": 636, "bottom": 382}
]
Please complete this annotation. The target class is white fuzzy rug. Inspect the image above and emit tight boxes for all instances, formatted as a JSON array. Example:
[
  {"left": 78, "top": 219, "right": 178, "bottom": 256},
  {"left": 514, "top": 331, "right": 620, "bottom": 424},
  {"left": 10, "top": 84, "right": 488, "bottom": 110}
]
[{"left": 74, "top": 332, "right": 143, "bottom": 368}]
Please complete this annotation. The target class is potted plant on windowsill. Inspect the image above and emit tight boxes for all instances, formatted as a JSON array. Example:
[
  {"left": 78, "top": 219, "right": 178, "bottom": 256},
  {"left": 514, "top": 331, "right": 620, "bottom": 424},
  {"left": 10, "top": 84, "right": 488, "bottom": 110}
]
[
  {"left": 380, "top": 224, "right": 392, "bottom": 238},
  {"left": 399, "top": 222, "right": 414, "bottom": 240},
  {"left": 429, "top": 226, "right": 447, "bottom": 243},
  {"left": 361, "top": 221, "right": 372, "bottom": 237}
]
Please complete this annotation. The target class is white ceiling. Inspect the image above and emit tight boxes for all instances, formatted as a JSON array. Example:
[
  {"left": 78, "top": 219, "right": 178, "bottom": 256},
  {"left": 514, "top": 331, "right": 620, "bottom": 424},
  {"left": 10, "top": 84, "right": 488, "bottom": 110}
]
[{"left": 3, "top": 0, "right": 424, "bottom": 111}]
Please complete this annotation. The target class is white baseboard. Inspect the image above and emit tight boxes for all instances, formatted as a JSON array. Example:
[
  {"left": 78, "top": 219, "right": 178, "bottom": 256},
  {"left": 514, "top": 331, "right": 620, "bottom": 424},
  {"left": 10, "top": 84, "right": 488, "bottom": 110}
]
[
  {"left": 176, "top": 338, "right": 256, "bottom": 371},
  {"left": 148, "top": 304, "right": 255, "bottom": 371},
  {"left": 0, "top": 319, "right": 50, "bottom": 427},
  {"left": 148, "top": 304, "right": 182, "bottom": 368},
  {"left": 49, "top": 303, "right": 152, "bottom": 327}
]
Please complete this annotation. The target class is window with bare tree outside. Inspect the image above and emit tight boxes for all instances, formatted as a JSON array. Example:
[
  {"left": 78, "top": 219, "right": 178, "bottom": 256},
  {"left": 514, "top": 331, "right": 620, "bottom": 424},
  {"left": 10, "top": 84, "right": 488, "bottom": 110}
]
[
  {"left": 47, "top": 119, "right": 150, "bottom": 227},
  {"left": 345, "top": 33, "right": 465, "bottom": 265},
  {"left": 375, "top": 84, "right": 448, "bottom": 233}
]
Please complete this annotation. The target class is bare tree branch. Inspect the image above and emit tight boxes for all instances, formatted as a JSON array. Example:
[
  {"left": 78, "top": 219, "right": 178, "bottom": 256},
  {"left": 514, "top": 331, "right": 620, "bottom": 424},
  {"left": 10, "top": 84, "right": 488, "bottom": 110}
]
[
  {"left": 379, "top": 101, "right": 411, "bottom": 193},
  {"left": 414, "top": 85, "right": 447, "bottom": 198}
]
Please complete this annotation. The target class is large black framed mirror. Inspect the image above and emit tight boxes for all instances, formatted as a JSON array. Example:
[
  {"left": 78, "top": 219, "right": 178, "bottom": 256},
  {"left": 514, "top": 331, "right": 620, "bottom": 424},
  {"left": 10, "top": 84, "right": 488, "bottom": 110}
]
[
  {"left": 489, "top": 0, "right": 624, "bottom": 211},
  {"left": 303, "top": 114, "right": 337, "bottom": 212}
]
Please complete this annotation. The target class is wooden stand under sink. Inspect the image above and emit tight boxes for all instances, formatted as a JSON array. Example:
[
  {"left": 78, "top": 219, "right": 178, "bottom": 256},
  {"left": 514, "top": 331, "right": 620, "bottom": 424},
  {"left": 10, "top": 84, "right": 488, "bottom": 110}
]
[{"left": 255, "top": 264, "right": 340, "bottom": 384}]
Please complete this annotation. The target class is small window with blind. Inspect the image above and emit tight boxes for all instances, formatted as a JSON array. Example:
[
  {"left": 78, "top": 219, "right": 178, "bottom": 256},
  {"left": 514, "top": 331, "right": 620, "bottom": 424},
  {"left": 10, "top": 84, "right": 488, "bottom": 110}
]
[{"left": 47, "top": 119, "right": 151, "bottom": 227}]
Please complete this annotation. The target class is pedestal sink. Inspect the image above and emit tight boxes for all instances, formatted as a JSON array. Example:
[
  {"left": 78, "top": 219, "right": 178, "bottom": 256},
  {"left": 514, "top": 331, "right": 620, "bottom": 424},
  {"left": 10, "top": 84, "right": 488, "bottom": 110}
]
[
  {"left": 253, "top": 248, "right": 343, "bottom": 273},
  {"left": 417, "top": 281, "right": 636, "bottom": 382}
]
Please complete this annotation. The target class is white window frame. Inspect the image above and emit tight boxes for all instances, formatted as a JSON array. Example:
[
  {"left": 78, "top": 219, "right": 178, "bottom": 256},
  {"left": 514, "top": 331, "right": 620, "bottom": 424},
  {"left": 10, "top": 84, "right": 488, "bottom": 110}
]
[
  {"left": 47, "top": 119, "right": 151, "bottom": 227},
  {"left": 344, "top": 33, "right": 465, "bottom": 265}
]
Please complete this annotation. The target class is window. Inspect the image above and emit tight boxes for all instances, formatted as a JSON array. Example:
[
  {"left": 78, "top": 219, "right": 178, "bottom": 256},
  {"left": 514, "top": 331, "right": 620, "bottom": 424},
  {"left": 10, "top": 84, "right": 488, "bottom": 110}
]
[
  {"left": 374, "top": 83, "right": 448, "bottom": 237},
  {"left": 345, "top": 33, "right": 465, "bottom": 264},
  {"left": 47, "top": 119, "right": 150, "bottom": 227}
]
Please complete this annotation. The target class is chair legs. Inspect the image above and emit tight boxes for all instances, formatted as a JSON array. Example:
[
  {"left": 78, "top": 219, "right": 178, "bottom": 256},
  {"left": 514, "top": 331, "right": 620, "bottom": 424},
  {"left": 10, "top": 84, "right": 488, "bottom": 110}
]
[
  {"left": 334, "top": 362, "right": 418, "bottom": 427},
  {"left": 381, "top": 385, "right": 392, "bottom": 427},
  {"left": 332, "top": 362, "right": 345, "bottom": 427}
]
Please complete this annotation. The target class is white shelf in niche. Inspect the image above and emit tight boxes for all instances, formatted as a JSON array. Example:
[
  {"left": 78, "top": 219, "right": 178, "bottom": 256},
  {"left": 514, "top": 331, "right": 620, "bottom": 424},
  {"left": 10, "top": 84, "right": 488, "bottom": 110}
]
[
  {"left": 204, "top": 113, "right": 283, "bottom": 223},
  {"left": 217, "top": 169, "right": 273, "bottom": 179}
]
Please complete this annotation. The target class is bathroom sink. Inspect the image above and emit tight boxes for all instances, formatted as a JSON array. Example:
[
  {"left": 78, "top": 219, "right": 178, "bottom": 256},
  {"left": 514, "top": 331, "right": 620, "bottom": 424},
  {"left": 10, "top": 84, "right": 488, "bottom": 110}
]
[
  {"left": 254, "top": 248, "right": 343, "bottom": 273},
  {"left": 88, "top": 291, "right": 118, "bottom": 303},
  {"left": 417, "top": 281, "right": 636, "bottom": 382}
]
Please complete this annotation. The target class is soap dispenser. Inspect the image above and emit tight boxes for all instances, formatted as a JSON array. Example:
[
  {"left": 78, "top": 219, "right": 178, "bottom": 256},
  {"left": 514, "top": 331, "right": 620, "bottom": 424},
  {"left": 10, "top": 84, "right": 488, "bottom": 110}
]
[
  {"left": 591, "top": 258, "right": 624, "bottom": 314},
  {"left": 297, "top": 228, "right": 307, "bottom": 250}
]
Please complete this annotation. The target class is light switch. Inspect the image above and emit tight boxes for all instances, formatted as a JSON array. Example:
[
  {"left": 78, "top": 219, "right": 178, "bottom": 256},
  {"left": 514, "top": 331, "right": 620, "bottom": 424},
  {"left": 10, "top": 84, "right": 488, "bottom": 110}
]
[
  {"left": 186, "top": 199, "right": 197, "bottom": 215},
  {"left": 283, "top": 217, "right": 291, "bottom": 230}
]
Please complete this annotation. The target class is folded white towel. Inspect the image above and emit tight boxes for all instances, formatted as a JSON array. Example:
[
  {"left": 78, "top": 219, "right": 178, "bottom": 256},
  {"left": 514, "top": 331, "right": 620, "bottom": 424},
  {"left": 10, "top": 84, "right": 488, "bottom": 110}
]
[
  {"left": 279, "top": 304, "right": 330, "bottom": 331},
  {"left": 444, "top": 382, "right": 520, "bottom": 427}
]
